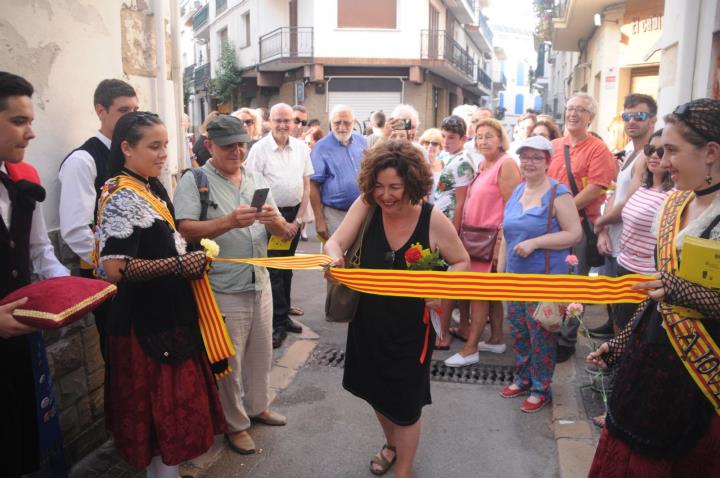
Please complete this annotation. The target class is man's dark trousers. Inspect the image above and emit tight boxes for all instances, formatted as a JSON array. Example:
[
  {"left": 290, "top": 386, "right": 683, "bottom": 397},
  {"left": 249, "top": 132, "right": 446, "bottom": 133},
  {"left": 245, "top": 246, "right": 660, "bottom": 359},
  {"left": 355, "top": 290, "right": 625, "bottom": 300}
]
[{"left": 268, "top": 205, "right": 301, "bottom": 331}]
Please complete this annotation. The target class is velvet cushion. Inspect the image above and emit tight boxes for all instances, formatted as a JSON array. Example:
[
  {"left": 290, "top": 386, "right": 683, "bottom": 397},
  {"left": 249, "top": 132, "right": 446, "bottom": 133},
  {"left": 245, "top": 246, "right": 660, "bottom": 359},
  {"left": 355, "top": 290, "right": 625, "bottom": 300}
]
[{"left": 1, "top": 276, "right": 116, "bottom": 329}]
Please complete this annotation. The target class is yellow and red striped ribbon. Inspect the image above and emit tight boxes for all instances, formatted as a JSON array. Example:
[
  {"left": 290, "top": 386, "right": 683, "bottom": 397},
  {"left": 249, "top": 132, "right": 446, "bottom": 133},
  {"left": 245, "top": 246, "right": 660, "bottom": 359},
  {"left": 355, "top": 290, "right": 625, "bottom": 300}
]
[
  {"left": 190, "top": 275, "right": 236, "bottom": 377},
  {"left": 212, "top": 254, "right": 652, "bottom": 304}
]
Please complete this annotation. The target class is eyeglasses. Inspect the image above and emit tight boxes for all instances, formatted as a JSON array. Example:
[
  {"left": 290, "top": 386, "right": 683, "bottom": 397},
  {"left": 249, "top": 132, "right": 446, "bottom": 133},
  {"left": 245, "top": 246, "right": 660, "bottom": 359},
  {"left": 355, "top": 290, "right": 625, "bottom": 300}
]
[
  {"left": 643, "top": 144, "right": 664, "bottom": 158},
  {"left": 622, "top": 111, "right": 651, "bottom": 122},
  {"left": 565, "top": 106, "right": 591, "bottom": 114},
  {"left": 242, "top": 119, "right": 255, "bottom": 126},
  {"left": 421, "top": 141, "right": 441, "bottom": 147},
  {"left": 383, "top": 250, "right": 395, "bottom": 266},
  {"left": 294, "top": 118, "right": 308, "bottom": 126},
  {"left": 519, "top": 155, "right": 546, "bottom": 163}
]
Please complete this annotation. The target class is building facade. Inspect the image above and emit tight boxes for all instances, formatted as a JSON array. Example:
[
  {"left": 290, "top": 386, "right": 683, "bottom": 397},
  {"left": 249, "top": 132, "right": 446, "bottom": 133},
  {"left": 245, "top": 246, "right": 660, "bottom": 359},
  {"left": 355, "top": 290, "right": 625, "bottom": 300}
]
[{"left": 183, "top": 0, "right": 496, "bottom": 131}]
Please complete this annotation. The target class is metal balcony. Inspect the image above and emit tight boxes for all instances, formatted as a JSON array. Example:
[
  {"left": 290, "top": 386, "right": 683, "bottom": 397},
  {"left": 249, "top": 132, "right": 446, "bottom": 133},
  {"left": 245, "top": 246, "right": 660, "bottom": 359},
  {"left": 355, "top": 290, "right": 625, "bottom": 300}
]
[
  {"left": 477, "top": 66, "right": 492, "bottom": 91},
  {"left": 421, "top": 29, "right": 475, "bottom": 80},
  {"left": 183, "top": 64, "right": 195, "bottom": 83},
  {"left": 192, "top": 4, "right": 209, "bottom": 31},
  {"left": 194, "top": 63, "right": 211, "bottom": 90},
  {"left": 259, "top": 27, "right": 313, "bottom": 65}
]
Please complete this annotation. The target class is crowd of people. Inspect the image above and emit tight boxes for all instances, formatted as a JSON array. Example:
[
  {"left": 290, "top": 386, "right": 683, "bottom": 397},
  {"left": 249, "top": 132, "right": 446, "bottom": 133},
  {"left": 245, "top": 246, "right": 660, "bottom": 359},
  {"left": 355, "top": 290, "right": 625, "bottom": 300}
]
[{"left": 1, "top": 67, "right": 720, "bottom": 478}]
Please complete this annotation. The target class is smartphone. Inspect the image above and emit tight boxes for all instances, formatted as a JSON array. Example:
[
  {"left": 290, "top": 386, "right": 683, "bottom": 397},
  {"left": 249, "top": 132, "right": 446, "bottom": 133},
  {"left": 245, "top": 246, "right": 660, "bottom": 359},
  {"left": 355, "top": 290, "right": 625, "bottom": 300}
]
[
  {"left": 250, "top": 188, "right": 269, "bottom": 210},
  {"left": 392, "top": 118, "right": 411, "bottom": 130}
]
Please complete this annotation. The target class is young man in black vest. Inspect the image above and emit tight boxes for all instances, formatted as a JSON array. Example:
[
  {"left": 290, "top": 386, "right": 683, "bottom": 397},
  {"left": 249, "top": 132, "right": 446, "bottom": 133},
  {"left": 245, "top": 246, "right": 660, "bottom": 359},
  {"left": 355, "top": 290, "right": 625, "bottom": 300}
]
[
  {"left": 58, "top": 79, "right": 137, "bottom": 347},
  {"left": 0, "top": 71, "right": 69, "bottom": 477}
]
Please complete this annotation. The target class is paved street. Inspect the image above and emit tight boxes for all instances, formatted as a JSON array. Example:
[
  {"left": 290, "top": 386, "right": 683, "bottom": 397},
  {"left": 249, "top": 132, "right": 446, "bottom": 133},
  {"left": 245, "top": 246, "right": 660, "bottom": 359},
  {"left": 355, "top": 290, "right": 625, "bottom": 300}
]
[{"left": 200, "top": 236, "right": 560, "bottom": 478}]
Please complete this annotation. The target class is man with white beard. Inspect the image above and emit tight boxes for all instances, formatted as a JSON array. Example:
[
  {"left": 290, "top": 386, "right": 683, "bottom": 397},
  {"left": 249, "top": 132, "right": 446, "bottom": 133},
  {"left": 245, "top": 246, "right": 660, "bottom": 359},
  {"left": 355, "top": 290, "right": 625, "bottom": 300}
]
[{"left": 309, "top": 104, "right": 367, "bottom": 242}]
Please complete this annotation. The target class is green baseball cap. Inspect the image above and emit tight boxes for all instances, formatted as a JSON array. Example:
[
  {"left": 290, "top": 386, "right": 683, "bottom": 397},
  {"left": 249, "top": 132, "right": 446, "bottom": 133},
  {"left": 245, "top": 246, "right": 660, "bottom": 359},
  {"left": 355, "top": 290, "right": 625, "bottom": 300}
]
[{"left": 206, "top": 115, "right": 251, "bottom": 146}]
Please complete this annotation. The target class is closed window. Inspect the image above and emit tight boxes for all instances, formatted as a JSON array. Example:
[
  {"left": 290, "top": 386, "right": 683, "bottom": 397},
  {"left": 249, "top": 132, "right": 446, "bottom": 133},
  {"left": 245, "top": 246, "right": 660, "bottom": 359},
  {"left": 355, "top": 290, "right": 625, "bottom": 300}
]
[
  {"left": 337, "top": 0, "right": 397, "bottom": 29},
  {"left": 240, "top": 12, "right": 250, "bottom": 48},
  {"left": 515, "top": 94, "right": 524, "bottom": 114}
]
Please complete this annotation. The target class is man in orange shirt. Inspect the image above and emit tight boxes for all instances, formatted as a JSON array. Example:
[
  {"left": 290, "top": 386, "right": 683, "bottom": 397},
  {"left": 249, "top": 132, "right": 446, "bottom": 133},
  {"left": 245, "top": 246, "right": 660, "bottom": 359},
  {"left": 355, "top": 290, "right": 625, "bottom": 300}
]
[{"left": 547, "top": 92, "right": 616, "bottom": 362}]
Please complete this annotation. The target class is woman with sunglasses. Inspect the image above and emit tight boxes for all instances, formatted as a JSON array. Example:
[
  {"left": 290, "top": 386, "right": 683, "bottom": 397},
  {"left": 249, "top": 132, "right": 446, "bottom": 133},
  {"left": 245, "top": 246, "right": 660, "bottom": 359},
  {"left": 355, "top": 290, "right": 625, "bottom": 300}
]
[
  {"left": 232, "top": 107, "right": 262, "bottom": 147},
  {"left": 418, "top": 128, "right": 445, "bottom": 202},
  {"left": 587, "top": 99, "right": 720, "bottom": 476},
  {"left": 96, "top": 112, "right": 226, "bottom": 476}
]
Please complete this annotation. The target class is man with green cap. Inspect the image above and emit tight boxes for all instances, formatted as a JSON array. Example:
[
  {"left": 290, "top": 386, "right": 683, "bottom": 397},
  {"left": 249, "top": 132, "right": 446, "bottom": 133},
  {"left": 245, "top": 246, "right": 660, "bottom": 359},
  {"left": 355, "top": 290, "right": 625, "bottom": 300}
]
[{"left": 174, "top": 114, "right": 292, "bottom": 455}]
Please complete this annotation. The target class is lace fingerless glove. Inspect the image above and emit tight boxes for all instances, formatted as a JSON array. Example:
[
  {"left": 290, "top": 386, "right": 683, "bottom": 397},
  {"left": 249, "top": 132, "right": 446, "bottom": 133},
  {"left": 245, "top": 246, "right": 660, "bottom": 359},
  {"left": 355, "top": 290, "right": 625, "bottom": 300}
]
[
  {"left": 121, "top": 251, "right": 208, "bottom": 282},
  {"left": 660, "top": 272, "right": 720, "bottom": 319}
]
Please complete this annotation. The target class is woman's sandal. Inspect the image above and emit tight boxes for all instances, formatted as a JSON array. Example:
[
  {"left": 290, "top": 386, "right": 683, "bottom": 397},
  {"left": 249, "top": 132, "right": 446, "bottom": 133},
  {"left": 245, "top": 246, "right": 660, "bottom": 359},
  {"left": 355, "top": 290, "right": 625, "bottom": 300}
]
[{"left": 370, "top": 444, "right": 397, "bottom": 476}]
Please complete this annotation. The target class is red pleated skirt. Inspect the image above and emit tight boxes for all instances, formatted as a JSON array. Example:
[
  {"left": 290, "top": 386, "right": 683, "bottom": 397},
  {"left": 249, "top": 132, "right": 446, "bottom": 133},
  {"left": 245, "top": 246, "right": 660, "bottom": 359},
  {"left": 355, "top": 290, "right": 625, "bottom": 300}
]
[
  {"left": 588, "top": 414, "right": 720, "bottom": 478},
  {"left": 105, "top": 333, "right": 226, "bottom": 468}
]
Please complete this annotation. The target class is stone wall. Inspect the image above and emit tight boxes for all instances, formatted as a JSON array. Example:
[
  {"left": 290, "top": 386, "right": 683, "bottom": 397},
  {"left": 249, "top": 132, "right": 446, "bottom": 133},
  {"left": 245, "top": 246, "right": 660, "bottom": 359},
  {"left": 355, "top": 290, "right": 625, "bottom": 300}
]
[{"left": 46, "top": 230, "right": 109, "bottom": 465}]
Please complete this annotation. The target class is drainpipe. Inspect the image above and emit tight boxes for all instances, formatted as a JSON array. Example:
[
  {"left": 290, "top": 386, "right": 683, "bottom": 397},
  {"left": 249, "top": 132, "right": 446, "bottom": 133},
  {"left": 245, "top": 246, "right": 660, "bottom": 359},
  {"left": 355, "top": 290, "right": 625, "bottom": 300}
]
[
  {"left": 169, "top": 0, "right": 185, "bottom": 176},
  {"left": 152, "top": 0, "right": 171, "bottom": 190},
  {"left": 677, "top": 0, "right": 700, "bottom": 104}
]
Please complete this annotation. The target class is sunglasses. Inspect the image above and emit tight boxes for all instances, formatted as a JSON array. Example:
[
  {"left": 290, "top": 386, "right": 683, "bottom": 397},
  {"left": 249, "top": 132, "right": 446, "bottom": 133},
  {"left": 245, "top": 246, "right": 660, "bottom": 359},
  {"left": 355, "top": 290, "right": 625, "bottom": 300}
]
[
  {"left": 242, "top": 119, "right": 255, "bottom": 126},
  {"left": 643, "top": 144, "right": 664, "bottom": 158},
  {"left": 622, "top": 111, "right": 651, "bottom": 122},
  {"left": 294, "top": 118, "right": 308, "bottom": 126},
  {"left": 421, "top": 141, "right": 441, "bottom": 147}
]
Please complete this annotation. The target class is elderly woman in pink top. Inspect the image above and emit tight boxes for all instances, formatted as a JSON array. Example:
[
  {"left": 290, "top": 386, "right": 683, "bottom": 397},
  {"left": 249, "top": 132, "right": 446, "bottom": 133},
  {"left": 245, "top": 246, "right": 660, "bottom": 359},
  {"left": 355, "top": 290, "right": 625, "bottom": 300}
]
[{"left": 446, "top": 118, "right": 522, "bottom": 367}]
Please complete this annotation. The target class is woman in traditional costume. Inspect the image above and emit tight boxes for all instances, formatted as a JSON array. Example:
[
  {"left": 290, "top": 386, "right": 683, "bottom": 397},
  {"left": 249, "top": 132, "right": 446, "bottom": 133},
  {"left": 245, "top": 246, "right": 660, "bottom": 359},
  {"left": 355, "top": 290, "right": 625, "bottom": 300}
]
[
  {"left": 95, "top": 112, "right": 225, "bottom": 477},
  {"left": 587, "top": 99, "right": 720, "bottom": 476}
]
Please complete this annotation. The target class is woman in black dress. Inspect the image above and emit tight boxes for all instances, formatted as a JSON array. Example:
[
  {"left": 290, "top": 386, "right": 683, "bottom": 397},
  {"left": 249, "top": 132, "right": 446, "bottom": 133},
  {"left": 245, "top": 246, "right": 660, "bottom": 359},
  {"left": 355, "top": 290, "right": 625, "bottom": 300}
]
[
  {"left": 96, "top": 112, "right": 226, "bottom": 477},
  {"left": 324, "top": 141, "right": 470, "bottom": 477}
]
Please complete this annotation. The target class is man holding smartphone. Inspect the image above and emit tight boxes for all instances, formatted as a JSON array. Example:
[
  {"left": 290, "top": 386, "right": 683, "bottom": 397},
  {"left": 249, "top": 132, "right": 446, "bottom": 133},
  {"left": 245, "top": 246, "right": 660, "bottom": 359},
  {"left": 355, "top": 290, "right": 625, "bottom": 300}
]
[
  {"left": 247, "top": 103, "right": 314, "bottom": 349},
  {"left": 174, "top": 115, "right": 292, "bottom": 455}
]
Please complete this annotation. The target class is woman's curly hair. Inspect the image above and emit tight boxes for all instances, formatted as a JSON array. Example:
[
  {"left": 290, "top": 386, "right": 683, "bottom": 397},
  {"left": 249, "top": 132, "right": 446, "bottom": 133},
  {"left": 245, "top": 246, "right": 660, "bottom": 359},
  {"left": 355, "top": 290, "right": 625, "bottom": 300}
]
[{"left": 357, "top": 140, "right": 433, "bottom": 206}]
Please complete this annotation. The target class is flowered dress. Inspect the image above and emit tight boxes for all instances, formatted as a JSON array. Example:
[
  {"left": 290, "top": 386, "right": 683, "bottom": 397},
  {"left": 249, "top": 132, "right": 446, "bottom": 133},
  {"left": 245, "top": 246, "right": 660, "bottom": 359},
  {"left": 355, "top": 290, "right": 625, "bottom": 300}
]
[{"left": 431, "top": 151, "right": 475, "bottom": 221}]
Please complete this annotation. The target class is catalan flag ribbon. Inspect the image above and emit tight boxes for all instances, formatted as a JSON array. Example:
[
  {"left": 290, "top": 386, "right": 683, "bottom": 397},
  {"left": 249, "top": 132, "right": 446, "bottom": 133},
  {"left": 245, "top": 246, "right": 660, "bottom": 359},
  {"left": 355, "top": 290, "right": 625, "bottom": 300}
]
[{"left": 212, "top": 254, "right": 652, "bottom": 304}]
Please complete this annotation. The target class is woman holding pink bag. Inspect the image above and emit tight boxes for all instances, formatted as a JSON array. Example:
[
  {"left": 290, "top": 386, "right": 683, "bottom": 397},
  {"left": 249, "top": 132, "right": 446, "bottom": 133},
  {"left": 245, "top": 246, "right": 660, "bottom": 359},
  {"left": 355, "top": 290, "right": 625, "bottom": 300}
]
[{"left": 445, "top": 118, "right": 521, "bottom": 367}]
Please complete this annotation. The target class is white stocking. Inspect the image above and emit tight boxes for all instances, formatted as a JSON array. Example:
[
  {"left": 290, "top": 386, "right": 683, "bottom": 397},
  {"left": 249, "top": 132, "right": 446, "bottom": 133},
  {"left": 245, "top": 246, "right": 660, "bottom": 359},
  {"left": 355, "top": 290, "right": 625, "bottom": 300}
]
[{"left": 146, "top": 456, "right": 179, "bottom": 478}]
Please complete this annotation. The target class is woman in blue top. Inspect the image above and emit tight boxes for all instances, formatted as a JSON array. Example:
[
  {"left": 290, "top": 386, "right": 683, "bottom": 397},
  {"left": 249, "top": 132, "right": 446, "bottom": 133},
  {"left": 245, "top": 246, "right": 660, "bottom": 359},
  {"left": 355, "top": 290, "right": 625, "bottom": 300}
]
[{"left": 497, "top": 136, "right": 582, "bottom": 413}]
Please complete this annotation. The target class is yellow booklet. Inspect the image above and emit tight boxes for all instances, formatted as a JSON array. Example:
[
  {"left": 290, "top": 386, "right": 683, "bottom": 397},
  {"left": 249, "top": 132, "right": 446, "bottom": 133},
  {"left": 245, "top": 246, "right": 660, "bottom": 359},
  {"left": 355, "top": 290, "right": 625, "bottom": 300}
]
[
  {"left": 674, "top": 236, "right": 720, "bottom": 318},
  {"left": 678, "top": 236, "right": 720, "bottom": 289},
  {"left": 267, "top": 235, "right": 292, "bottom": 251}
]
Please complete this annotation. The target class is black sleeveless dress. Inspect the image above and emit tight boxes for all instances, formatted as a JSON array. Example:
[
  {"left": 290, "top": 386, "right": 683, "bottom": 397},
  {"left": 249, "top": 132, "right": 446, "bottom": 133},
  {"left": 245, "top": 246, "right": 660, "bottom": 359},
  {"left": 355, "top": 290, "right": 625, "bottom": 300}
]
[{"left": 343, "top": 202, "right": 436, "bottom": 425}]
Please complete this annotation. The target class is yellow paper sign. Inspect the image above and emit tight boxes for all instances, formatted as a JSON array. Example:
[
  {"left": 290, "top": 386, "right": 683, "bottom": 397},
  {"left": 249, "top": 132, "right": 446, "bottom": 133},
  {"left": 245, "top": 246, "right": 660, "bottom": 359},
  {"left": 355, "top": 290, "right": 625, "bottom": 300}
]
[{"left": 268, "top": 235, "right": 292, "bottom": 251}]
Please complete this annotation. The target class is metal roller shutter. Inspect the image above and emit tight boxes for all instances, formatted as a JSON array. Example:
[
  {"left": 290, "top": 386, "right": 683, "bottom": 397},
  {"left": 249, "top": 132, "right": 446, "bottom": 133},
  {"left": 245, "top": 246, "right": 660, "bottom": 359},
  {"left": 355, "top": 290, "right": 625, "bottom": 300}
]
[{"left": 327, "top": 91, "right": 402, "bottom": 125}]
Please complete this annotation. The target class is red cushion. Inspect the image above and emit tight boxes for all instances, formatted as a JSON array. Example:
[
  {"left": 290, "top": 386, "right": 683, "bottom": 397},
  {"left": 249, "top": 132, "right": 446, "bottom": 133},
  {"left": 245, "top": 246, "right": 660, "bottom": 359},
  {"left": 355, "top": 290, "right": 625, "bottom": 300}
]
[
  {"left": 0, "top": 277, "right": 116, "bottom": 329},
  {"left": 6, "top": 161, "right": 41, "bottom": 184}
]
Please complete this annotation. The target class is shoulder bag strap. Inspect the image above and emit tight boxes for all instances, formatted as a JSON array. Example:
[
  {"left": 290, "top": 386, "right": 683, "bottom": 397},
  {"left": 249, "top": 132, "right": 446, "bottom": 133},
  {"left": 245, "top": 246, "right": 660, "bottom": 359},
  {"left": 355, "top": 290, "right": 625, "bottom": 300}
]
[
  {"left": 544, "top": 184, "right": 559, "bottom": 273},
  {"left": 700, "top": 214, "right": 720, "bottom": 239},
  {"left": 346, "top": 204, "right": 376, "bottom": 267},
  {"left": 564, "top": 144, "right": 594, "bottom": 235}
]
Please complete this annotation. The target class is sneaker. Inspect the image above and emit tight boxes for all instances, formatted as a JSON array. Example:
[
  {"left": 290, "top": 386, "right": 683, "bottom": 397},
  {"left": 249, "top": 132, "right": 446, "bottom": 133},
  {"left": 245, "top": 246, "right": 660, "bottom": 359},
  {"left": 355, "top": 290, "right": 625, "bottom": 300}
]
[
  {"left": 477, "top": 342, "right": 507, "bottom": 354},
  {"left": 444, "top": 352, "right": 479, "bottom": 368},
  {"left": 556, "top": 345, "right": 575, "bottom": 363},
  {"left": 588, "top": 321, "right": 614, "bottom": 339}
]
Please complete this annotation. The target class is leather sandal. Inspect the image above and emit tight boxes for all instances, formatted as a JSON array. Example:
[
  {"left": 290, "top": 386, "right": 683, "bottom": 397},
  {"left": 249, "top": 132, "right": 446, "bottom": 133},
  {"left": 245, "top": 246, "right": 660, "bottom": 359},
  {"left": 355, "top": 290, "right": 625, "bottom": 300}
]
[{"left": 370, "top": 444, "right": 396, "bottom": 476}]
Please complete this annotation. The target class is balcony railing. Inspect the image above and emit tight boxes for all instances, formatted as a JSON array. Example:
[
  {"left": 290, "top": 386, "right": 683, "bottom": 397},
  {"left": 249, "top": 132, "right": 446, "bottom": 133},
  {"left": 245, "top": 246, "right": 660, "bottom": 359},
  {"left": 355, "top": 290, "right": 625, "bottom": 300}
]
[
  {"left": 477, "top": 14, "right": 493, "bottom": 46},
  {"left": 183, "top": 64, "right": 195, "bottom": 83},
  {"left": 259, "top": 27, "right": 313, "bottom": 63},
  {"left": 192, "top": 4, "right": 209, "bottom": 30},
  {"left": 477, "top": 66, "right": 492, "bottom": 90},
  {"left": 194, "top": 63, "right": 211, "bottom": 90},
  {"left": 420, "top": 30, "right": 474, "bottom": 78},
  {"left": 553, "top": 0, "right": 569, "bottom": 18}
]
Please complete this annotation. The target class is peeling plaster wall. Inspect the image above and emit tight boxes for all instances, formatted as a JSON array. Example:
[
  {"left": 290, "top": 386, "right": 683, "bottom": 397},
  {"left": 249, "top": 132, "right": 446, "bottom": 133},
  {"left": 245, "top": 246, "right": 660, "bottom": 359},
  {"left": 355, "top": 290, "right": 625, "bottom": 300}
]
[{"left": 1, "top": 0, "right": 181, "bottom": 231}]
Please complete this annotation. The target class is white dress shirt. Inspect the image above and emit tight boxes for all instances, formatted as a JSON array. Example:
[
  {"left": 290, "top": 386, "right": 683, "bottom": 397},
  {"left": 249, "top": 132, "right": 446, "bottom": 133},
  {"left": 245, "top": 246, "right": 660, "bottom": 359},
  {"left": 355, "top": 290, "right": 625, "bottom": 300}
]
[
  {"left": 58, "top": 132, "right": 111, "bottom": 264},
  {"left": 246, "top": 134, "right": 314, "bottom": 208},
  {"left": 0, "top": 162, "right": 69, "bottom": 279}
]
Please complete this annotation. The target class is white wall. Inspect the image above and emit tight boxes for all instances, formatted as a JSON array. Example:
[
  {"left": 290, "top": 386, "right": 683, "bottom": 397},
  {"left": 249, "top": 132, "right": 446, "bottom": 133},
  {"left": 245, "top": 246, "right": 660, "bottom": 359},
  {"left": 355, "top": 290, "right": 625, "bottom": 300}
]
[
  {"left": 312, "top": 0, "right": 426, "bottom": 59},
  {"left": 1, "top": 0, "right": 182, "bottom": 230}
]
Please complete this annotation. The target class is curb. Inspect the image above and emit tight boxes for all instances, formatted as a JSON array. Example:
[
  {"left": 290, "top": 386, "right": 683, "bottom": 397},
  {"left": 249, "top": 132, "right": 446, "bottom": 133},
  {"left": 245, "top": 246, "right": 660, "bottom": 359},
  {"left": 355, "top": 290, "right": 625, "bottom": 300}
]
[
  {"left": 181, "top": 322, "right": 319, "bottom": 477},
  {"left": 551, "top": 333, "right": 598, "bottom": 478}
]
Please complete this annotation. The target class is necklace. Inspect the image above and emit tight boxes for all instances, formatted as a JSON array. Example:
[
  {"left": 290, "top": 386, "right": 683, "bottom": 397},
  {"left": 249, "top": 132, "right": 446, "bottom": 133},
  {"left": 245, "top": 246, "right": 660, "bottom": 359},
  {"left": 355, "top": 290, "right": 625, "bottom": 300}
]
[{"left": 694, "top": 182, "right": 720, "bottom": 197}]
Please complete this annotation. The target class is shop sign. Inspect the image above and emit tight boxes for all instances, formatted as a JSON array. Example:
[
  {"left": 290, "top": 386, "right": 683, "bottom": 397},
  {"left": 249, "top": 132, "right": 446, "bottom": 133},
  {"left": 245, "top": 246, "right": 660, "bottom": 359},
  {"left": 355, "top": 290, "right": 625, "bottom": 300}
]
[{"left": 631, "top": 15, "right": 663, "bottom": 35}]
